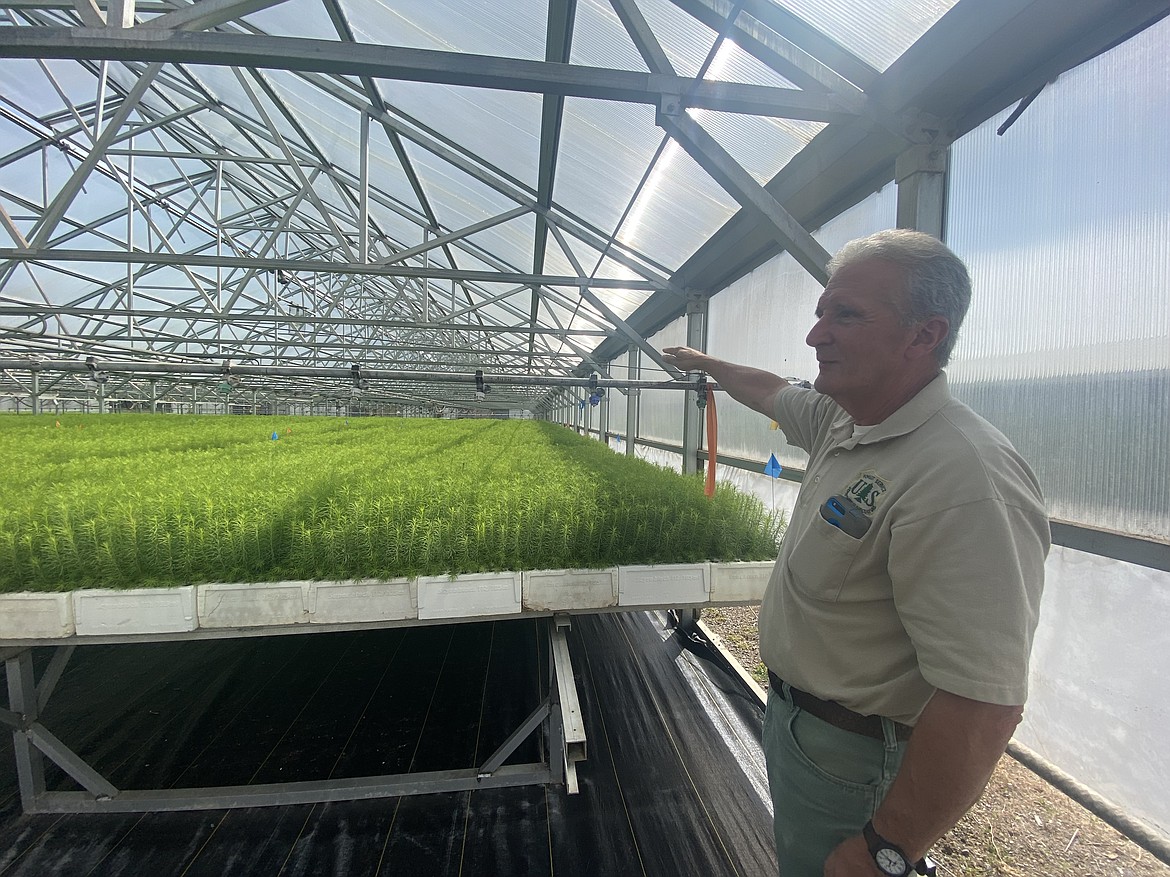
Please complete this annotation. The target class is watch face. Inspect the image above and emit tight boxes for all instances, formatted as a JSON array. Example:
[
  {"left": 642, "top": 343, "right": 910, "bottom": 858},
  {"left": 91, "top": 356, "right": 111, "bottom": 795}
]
[{"left": 876, "top": 847, "right": 909, "bottom": 875}]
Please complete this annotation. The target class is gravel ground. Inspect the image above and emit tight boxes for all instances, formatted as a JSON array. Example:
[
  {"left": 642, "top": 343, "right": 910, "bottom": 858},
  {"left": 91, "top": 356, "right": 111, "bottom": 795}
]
[{"left": 700, "top": 605, "right": 1170, "bottom": 877}]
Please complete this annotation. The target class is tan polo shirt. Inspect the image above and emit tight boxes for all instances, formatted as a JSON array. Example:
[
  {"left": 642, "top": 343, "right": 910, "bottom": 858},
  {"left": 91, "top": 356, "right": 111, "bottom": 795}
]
[{"left": 758, "top": 373, "right": 1049, "bottom": 725}]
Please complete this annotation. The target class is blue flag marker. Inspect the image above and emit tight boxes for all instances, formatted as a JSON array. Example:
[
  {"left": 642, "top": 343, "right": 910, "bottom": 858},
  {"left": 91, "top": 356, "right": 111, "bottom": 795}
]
[
  {"left": 764, "top": 453, "right": 783, "bottom": 478},
  {"left": 271, "top": 431, "right": 279, "bottom": 441}
]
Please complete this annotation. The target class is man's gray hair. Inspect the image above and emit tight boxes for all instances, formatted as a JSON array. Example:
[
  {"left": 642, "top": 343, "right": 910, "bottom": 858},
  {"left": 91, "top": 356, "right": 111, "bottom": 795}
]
[{"left": 827, "top": 229, "right": 972, "bottom": 367}]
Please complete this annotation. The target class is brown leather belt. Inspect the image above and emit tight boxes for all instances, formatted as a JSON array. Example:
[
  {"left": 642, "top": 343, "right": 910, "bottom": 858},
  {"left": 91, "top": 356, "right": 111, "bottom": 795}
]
[{"left": 769, "top": 671, "right": 913, "bottom": 743}]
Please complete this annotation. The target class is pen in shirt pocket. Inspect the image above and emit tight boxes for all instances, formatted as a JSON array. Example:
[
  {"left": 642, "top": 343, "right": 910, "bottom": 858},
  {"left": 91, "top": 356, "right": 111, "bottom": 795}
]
[{"left": 819, "top": 494, "right": 871, "bottom": 538}]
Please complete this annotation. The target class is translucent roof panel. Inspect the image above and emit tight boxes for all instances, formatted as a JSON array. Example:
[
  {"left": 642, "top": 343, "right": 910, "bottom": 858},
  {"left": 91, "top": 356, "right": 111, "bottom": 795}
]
[
  {"left": 270, "top": 69, "right": 365, "bottom": 169},
  {"left": 453, "top": 211, "right": 538, "bottom": 278},
  {"left": 552, "top": 99, "right": 667, "bottom": 251},
  {"left": 234, "top": 0, "right": 342, "bottom": 40},
  {"left": 349, "top": 0, "right": 549, "bottom": 59},
  {"left": 369, "top": 80, "right": 544, "bottom": 192},
  {"left": 773, "top": 0, "right": 959, "bottom": 72},
  {"left": 0, "top": 59, "right": 94, "bottom": 116},
  {"left": 635, "top": 0, "right": 724, "bottom": 79},
  {"left": 613, "top": 136, "right": 741, "bottom": 271},
  {"left": 571, "top": 0, "right": 655, "bottom": 71},
  {"left": 638, "top": 0, "right": 803, "bottom": 88},
  {"left": 689, "top": 109, "right": 824, "bottom": 186}
]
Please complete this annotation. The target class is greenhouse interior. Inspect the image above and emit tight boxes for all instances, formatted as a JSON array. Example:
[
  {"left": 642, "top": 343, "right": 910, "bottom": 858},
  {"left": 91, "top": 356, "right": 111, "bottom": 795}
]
[{"left": 1, "top": 0, "right": 1169, "bottom": 873}]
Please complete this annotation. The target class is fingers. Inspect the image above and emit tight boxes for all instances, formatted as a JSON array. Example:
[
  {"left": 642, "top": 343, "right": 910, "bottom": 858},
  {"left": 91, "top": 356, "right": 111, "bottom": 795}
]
[{"left": 662, "top": 349, "right": 696, "bottom": 369}]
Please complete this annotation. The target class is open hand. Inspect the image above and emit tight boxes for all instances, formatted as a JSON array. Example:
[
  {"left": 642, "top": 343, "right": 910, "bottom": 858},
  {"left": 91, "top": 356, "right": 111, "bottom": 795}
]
[{"left": 661, "top": 346, "right": 709, "bottom": 371}]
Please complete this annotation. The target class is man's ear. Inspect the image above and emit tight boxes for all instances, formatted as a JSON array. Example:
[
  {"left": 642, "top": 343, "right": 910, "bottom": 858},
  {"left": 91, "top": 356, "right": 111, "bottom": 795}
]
[{"left": 906, "top": 316, "right": 950, "bottom": 361}]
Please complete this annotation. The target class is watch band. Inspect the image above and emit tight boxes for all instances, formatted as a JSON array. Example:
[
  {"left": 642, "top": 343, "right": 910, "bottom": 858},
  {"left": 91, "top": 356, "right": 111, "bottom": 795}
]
[{"left": 862, "top": 820, "right": 913, "bottom": 877}]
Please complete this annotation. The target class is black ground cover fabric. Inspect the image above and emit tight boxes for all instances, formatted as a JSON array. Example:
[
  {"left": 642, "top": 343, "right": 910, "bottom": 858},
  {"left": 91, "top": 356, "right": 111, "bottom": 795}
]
[{"left": 0, "top": 613, "right": 776, "bottom": 876}]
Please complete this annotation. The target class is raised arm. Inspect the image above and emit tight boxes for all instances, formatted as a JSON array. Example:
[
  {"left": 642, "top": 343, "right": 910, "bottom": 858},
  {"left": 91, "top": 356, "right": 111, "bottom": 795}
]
[{"left": 662, "top": 346, "right": 789, "bottom": 419}]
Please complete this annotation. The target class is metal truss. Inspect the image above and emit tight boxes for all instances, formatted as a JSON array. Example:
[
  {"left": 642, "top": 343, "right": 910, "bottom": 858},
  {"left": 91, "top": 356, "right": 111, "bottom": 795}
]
[
  {"left": 0, "top": 615, "right": 587, "bottom": 813},
  {"left": 3, "top": 0, "right": 1163, "bottom": 413},
  {"left": 0, "top": 0, "right": 873, "bottom": 411}
]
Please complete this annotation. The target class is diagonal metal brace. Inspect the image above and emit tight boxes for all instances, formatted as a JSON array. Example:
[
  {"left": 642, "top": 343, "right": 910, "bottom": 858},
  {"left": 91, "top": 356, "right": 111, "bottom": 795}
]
[
  {"left": 478, "top": 697, "right": 551, "bottom": 777},
  {"left": 37, "top": 645, "right": 76, "bottom": 713},
  {"left": 27, "top": 723, "right": 119, "bottom": 799}
]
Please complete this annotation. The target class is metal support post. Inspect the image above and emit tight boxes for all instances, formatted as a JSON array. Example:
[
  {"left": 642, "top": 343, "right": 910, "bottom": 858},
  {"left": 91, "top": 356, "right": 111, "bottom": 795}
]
[
  {"left": 547, "top": 624, "right": 563, "bottom": 786},
  {"left": 30, "top": 369, "right": 39, "bottom": 415},
  {"left": 626, "top": 345, "right": 639, "bottom": 457},
  {"left": 550, "top": 617, "right": 586, "bottom": 793},
  {"left": 599, "top": 387, "right": 610, "bottom": 445},
  {"left": 681, "top": 294, "right": 708, "bottom": 475},
  {"left": 895, "top": 144, "right": 949, "bottom": 239},
  {"left": 6, "top": 650, "right": 46, "bottom": 811},
  {"left": 149, "top": 379, "right": 157, "bottom": 413},
  {"left": 359, "top": 110, "right": 370, "bottom": 264}
]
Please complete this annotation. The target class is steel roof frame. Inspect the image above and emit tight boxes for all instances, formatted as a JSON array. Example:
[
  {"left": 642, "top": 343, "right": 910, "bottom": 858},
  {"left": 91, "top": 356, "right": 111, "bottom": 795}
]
[{"left": 1, "top": 0, "right": 1168, "bottom": 415}]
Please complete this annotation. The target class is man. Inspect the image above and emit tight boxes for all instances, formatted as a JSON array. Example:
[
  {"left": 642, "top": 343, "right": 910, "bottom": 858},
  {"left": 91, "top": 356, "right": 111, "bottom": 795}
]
[{"left": 662, "top": 229, "right": 1049, "bottom": 877}]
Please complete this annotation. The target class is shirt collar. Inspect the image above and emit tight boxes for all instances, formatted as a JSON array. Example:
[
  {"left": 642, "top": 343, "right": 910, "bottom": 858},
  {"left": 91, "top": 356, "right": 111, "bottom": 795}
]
[{"left": 829, "top": 372, "right": 953, "bottom": 449}]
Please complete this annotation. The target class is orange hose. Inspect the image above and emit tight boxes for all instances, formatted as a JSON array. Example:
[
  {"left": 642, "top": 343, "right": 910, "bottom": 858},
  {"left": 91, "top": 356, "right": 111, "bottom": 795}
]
[{"left": 704, "top": 388, "right": 717, "bottom": 498}]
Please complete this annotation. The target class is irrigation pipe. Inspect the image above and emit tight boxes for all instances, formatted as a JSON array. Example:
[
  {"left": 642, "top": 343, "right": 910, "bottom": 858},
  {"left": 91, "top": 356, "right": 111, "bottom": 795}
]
[
  {"left": 0, "top": 358, "right": 705, "bottom": 391},
  {"left": 704, "top": 387, "right": 717, "bottom": 498},
  {"left": 1006, "top": 741, "right": 1170, "bottom": 866}
]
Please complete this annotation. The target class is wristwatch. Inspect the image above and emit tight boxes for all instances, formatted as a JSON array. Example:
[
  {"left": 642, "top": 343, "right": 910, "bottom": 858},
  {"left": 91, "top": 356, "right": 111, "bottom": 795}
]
[{"left": 862, "top": 820, "right": 913, "bottom": 877}]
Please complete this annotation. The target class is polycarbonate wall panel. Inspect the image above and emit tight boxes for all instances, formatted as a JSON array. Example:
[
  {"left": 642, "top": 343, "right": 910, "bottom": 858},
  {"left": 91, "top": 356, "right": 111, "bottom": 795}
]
[
  {"left": 704, "top": 183, "right": 897, "bottom": 470},
  {"left": 946, "top": 17, "right": 1170, "bottom": 541},
  {"left": 639, "top": 317, "right": 688, "bottom": 444},
  {"left": 1019, "top": 546, "right": 1170, "bottom": 836},
  {"left": 606, "top": 350, "right": 629, "bottom": 432}
]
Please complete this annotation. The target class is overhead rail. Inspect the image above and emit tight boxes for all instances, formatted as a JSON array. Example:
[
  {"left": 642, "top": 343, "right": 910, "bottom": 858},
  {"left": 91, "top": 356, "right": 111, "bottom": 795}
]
[
  {"left": 0, "top": 249, "right": 662, "bottom": 291},
  {"left": 0, "top": 358, "right": 708, "bottom": 391},
  {"left": 0, "top": 30, "right": 867, "bottom": 123}
]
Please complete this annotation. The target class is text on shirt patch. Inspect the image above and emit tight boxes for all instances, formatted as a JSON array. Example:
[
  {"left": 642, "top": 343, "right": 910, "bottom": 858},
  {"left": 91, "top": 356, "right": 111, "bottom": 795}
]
[{"left": 843, "top": 470, "right": 889, "bottom": 515}]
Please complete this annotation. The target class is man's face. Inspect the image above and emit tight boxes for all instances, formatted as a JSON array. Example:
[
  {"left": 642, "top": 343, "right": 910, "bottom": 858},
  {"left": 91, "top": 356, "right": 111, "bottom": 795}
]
[{"left": 805, "top": 258, "right": 921, "bottom": 413}]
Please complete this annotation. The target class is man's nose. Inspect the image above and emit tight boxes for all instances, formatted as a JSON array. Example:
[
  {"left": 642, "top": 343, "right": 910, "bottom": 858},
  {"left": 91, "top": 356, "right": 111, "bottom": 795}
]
[{"left": 806, "top": 317, "right": 829, "bottom": 348}]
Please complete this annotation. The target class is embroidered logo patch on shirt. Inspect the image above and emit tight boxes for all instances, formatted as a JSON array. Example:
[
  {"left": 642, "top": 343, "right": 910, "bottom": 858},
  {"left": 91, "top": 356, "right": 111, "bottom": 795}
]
[{"left": 843, "top": 470, "right": 889, "bottom": 515}]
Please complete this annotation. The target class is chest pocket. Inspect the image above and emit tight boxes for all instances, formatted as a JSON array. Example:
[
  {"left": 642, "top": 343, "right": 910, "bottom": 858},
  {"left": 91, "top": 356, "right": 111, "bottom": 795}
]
[{"left": 785, "top": 513, "right": 867, "bottom": 602}]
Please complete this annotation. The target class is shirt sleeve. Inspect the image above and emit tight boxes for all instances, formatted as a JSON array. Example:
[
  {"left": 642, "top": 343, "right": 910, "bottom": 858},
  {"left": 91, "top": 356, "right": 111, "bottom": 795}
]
[{"left": 771, "top": 385, "right": 840, "bottom": 454}]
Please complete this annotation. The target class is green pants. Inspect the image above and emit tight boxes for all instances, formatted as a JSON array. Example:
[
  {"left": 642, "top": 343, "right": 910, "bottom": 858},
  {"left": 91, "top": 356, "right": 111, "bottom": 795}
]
[{"left": 763, "top": 685, "right": 908, "bottom": 876}]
